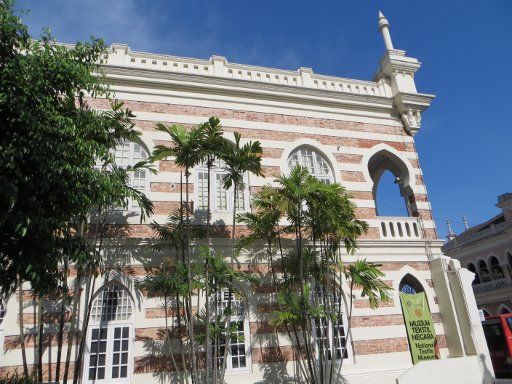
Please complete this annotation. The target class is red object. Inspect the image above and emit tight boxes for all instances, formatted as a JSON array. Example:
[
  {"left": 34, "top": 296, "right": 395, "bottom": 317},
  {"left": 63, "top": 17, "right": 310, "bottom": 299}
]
[{"left": 483, "top": 313, "right": 512, "bottom": 378}]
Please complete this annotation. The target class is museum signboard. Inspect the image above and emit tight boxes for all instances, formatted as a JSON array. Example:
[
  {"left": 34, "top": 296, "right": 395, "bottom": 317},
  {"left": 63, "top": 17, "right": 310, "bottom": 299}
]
[{"left": 399, "top": 292, "right": 437, "bottom": 364}]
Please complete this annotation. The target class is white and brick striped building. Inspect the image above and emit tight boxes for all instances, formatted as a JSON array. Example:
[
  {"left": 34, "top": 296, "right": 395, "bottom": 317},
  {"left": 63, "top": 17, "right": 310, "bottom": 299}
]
[{"left": 0, "top": 12, "right": 493, "bottom": 384}]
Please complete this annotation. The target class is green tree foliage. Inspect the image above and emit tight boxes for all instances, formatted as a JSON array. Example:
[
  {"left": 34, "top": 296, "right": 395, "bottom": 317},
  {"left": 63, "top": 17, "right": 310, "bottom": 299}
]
[
  {"left": 239, "top": 166, "right": 391, "bottom": 384},
  {"left": 0, "top": 1, "right": 152, "bottom": 295}
]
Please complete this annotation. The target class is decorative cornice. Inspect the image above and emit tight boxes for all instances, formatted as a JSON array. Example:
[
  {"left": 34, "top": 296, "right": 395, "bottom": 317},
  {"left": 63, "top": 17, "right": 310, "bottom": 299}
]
[{"left": 101, "top": 64, "right": 398, "bottom": 113}]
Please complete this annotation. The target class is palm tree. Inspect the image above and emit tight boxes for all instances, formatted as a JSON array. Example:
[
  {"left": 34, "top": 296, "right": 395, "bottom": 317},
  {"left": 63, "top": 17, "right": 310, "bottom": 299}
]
[
  {"left": 152, "top": 123, "right": 205, "bottom": 384},
  {"left": 197, "top": 117, "right": 224, "bottom": 384},
  {"left": 245, "top": 166, "right": 390, "bottom": 384},
  {"left": 194, "top": 245, "right": 258, "bottom": 384},
  {"left": 219, "top": 132, "right": 263, "bottom": 263}
]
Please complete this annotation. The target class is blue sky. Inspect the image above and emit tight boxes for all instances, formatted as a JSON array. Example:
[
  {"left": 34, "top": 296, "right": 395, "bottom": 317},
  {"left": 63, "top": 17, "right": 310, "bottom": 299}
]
[{"left": 17, "top": 0, "right": 512, "bottom": 238}]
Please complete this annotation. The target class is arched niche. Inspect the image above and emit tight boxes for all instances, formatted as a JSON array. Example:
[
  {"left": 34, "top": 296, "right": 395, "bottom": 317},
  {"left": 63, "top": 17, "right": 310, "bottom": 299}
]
[
  {"left": 489, "top": 256, "right": 505, "bottom": 280},
  {"left": 367, "top": 148, "right": 417, "bottom": 217},
  {"left": 466, "top": 263, "right": 481, "bottom": 285},
  {"left": 498, "top": 305, "right": 511, "bottom": 315},
  {"left": 479, "top": 260, "right": 491, "bottom": 283}
]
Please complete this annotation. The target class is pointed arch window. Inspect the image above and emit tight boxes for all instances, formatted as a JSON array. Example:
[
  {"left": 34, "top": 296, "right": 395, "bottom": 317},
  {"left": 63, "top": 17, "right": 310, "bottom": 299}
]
[
  {"left": 490, "top": 256, "right": 505, "bottom": 280},
  {"left": 479, "top": 260, "right": 491, "bottom": 283},
  {"left": 85, "top": 284, "right": 133, "bottom": 384},
  {"left": 467, "top": 263, "right": 481, "bottom": 285},
  {"left": 288, "top": 146, "right": 334, "bottom": 184},
  {"left": 399, "top": 274, "right": 424, "bottom": 295},
  {"left": 367, "top": 149, "right": 417, "bottom": 217},
  {"left": 499, "top": 306, "right": 511, "bottom": 315}
]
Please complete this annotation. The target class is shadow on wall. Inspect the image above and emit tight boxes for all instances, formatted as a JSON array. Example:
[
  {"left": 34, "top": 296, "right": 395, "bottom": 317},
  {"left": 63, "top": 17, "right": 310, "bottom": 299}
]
[
  {"left": 254, "top": 333, "right": 295, "bottom": 384},
  {"left": 253, "top": 333, "right": 349, "bottom": 384}
]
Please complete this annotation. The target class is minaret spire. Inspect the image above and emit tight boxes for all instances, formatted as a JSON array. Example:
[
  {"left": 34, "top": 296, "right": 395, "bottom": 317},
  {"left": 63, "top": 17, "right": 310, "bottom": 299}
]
[
  {"left": 462, "top": 215, "right": 469, "bottom": 230},
  {"left": 378, "top": 11, "right": 394, "bottom": 50},
  {"left": 446, "top": 220, "right": 456, "bottom": 241}
]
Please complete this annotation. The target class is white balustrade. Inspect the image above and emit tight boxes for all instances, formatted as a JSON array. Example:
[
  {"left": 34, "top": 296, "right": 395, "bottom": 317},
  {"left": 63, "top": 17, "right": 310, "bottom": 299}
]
[
  {"left": 378, "top": 217, "right": 423, "bottom": 240},
  {"left": 103, "top": 44, "right": 388, "bottom": 97}
]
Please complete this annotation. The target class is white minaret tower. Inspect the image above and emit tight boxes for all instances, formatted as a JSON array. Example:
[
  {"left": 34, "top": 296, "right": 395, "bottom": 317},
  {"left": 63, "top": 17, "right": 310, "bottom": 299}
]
[
  {"left": 378, "top": 11, "right": 394, "bottom": 50},
  {"left": 374, "top": 11, "right": 434, "bottom": 136}
]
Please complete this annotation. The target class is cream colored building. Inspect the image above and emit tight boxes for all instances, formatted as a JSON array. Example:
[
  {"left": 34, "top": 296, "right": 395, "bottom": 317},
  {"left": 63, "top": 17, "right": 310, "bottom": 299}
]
[
  {"left": 0, "top": 12, "right": 495, "bottom": 384},
  {"left": 443, "top": 193, "right": 512, "bottom": 317}
]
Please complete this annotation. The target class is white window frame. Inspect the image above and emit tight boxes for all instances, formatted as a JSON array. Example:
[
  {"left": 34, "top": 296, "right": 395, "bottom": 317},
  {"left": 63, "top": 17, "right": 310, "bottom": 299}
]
[
  {"left": 83, "top": 285, "right": 134, "bottom": 384},
  {"left": 288, "top": 146, "right": 334, "bottom": 184},
  {"left": 213, "top": 289, "right": 252, "bottom": 374},
  {"left": 195, "top": 160, "right": 250, "bottom": 214},
  {"left": 311, "top": 285, "right": 352, "bottom": 364},
  {"left": 112, "top": 141, "right": 151, "bottom": 212}
]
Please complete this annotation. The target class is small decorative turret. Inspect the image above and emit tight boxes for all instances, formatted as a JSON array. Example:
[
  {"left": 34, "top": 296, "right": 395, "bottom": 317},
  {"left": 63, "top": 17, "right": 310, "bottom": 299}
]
[
  {"left": 373, "top": 11, "right": 435, "bottom": 136},
  {"left": 378, "top": 11, "right": 394, "bottom": 50},
  {"left": 462, "top": 215, "right": 469, "bottom": 230},
  {"left": 446, "top": 220, "right": 456, "bottom": 241}
]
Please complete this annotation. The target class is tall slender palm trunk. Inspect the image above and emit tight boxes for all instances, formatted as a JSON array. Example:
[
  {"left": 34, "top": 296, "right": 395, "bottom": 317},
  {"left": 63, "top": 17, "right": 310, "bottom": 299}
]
[
  {"left": 204, "top": 159, "right": 212, "bottom": 384},
  {"left": 18, "top": 284, "right": 29, "bottom": 377},
  {"left": 185, "top": 167, "right": 198, "bottom": 384}
]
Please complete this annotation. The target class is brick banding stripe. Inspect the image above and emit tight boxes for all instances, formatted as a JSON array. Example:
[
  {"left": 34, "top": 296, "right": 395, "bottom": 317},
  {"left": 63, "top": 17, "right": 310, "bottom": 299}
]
[
  {"left": 86, "top": 98, "right": 406, "bottom": 136},
  {"left": 341, "top": 171, "right": 366, "bottom": 182}
]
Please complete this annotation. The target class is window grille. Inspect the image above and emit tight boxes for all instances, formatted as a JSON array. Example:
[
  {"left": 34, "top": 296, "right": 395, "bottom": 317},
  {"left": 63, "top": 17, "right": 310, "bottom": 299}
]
[
  {"left": 211, "top": 289, "right": 249, "bottom": 371},
  {"left": 112, "top": 141, "right": 149, "bottom": 210},
  {"left": 86, "top": 285, "right": 133, "bottom": 383},
  {"left": 91, "top": 285, "right": 133, "bottom": 323},
  {"left": 288, "top": 147, "right": 333, "bottom": 183},
  {"left": 313, "top": 286, "right": 348, "bottom": 360},
  {"left": 196, "top": 159, "right": 247, "bottom": 213}
]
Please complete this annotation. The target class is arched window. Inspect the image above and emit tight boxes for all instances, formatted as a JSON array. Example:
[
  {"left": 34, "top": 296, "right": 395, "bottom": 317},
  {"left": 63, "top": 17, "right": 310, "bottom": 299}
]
[
  {"left": 490, "top": 257, "right": 505, "bottom": 280},
  {"left": 399, "top": 274, "right": 425, "bottom": 295},
  {"left": 195, "top": 158, "right": 247, "bottom": 213},
  {"left": 368, "top": 149, "right": 416, "bottom": 217},
  {"left": 481, "top": 308, "right": 491, "bottom": 317},
  {"left": 212, "top": 288, "right": 251, "bottom": 372},
  {"left": 288, "top": 146, "right": 334, "bottom": 184},
  {"left": 507, "top": 252, "right": 512, "bottom": 277},
  {"left": 467, "top": 263, "right": 481, "bottom": 285},
  {"left": 113, "top": 141, "right": 149, "bottom": 210},
  {"left": 85, "top": 284, "right": 133, "bottom": 383},
  {"left": 499, "top": 306, "right": 511, "bottom": 315},
  {"left": 312, "top": 285, "right": 350, "bottom": 361},
  {"left": 479, "top": 260, "right": 492, "bottom": 283}
]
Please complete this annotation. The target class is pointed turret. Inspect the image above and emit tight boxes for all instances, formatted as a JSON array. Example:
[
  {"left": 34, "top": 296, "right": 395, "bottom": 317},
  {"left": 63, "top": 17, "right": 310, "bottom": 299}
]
[
  {"left": 462, "top": 215, "right": 469, "bottom": 230},
  {"left": 373, "top": 11, "right": 434, "bottom": 136},
  {"left": 378, "top": 11, "right": 394, "bottom": 50},
  {"left": 446, "top": 220, "right": 456, "bottom": 241}
]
